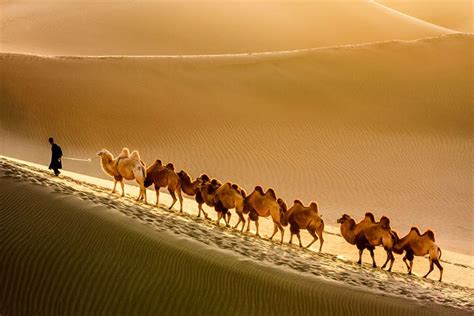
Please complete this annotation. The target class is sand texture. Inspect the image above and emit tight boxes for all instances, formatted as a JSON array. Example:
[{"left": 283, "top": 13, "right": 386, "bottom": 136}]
[
  {"left": 1, "top": 34, "right": 472, "bottom": 256},
  {"left": 1, "top": 157, "right": 473, "bottom": 315}
]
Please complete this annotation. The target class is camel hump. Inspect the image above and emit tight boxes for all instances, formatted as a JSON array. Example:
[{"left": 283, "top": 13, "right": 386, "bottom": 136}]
[
  {"left": 309, "top": 202, "right": 318, "bottom": 213},
  {"left": 410, "top": 227, "right": 421, "bottom": 235},
  {"left": 294, "top": 199, "right": 303, "bottom": 205},
  {"left": 379, "top": 216, "right": 391, "bottom": 229},
  {"left": 254, "top": 186, "right": 264, "bottom": 194},
  {"left": 240, "top": 189, "right": 247, "bottom": 198},
  {"left": 129, "top": 150, "right": 141, "bottom": 161},
  {"left": 266, "top": 188, "right": 276, "bottom": 199},
  {"left": 424, "top": 230, "right": 435, "bottom": 242},
  {"left": 166, "top": 163, "right": 174, "bottom": 170},
  {"left": 200, "top": 174, "right": 210, "bottom": 182},
  {"left": 231, "top": 183, "right": 239, "bottom": 190},
  {"left": 365, "top": 212, "right": 376, "bottom": 223},
  {"left": 118, "top": 147, "right": 130, "bottom": 158},
  {"left": 211, "top": 179, "right": 218, "bottom": 185}
]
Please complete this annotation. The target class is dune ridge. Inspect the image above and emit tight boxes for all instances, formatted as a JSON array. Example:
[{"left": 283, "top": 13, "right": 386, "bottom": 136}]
[
  {"left": 1, "top": 157, "right": 473, "bottom": 315},
  {"left": 0, "top": 0, "right": 454, "bottom": 56}
]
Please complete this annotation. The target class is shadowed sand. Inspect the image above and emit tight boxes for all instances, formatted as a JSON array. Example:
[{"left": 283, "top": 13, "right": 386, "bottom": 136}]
[
  {"left": 1, "top": 157, "right": 473, "bottom": 315},
  {"left": 1, "top": 34, "right": 472, "bottom": 256},
  {"left": 0, "top": 0, "right": 455, "bottom": 56}
]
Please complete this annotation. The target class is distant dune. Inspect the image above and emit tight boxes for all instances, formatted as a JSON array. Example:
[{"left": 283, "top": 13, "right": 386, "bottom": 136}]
[
  {"left": 1, "top": 34, "right": 472, "bottom": 255},
  {"left": 0, "top": 0, "right": 455, "bottom": 55},
  {"left": 377, "top": 0, "right": 474, "bottom": 33}
]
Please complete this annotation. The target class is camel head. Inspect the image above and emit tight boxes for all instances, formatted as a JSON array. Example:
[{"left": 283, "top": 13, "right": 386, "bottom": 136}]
[
  {"left": 97, "top": 149, "right": 113, "bottom": 160},
  {"left": 337, "top": 214, "right": 352, "bottom": 224}
]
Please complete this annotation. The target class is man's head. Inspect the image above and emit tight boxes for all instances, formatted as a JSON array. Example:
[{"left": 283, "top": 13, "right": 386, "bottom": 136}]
[{"left": 48, "top": 137, "right": 54, "bottom": 145}]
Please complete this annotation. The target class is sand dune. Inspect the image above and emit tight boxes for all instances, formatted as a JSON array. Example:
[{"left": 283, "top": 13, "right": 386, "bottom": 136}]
[
  {"left": 0, "top": 0, "right": 455, "bottom": 55},
  {"left": 377, "top": 0, "right": 474, "bottom": 33},
  {"left": 1, "top": 34, "right": 472, "bottom": 256},
  {"left": 1, "top": 157, "right": 472, "bottom": 315}
]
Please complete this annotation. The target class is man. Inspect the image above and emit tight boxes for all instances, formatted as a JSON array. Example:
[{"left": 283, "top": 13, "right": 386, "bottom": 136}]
[{"left": 48, "top": 137, "right": 63, "bottom": 176}]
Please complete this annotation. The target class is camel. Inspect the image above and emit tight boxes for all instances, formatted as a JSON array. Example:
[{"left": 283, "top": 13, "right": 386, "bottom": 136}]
[
  {"left": 285, "top": 200, "right": 325, "bottom": 252},
  {"left": 393, "top": 227, "right": 443, "bottom": 281},
  {"left": 143, "top": 160, "right": 183, "bottom": 211},
  {"left": 97, "top": 148, "right": 147, "bottom": 203},
  {"left": 337, "top": 213, "right": 380, "bottom": 267},
  {"left": 362, "top": 216, "right": 398, "bottom": 271},
  {"left": 243, "top": 186, "right": 287, "bottom": 243},
  {"left": 213, "top": 182, "right": 246, "bottom": 229},
  {"left": 177, "top": 170, "right": 210, "bottom": 219},
  {"left": 195, "top": 175, "right": 221, "bottom": 219}
]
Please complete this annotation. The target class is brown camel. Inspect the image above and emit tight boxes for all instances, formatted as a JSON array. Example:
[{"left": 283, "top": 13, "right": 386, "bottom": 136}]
[
  {"left": 97, "top": 148, "right": 147, "bottom": 203},
  {"left": 213, "top": 182, "right": 246, "bottom": 229},
  {"left": 177, "top": 170, "right": 210, "bottom": 219},
  {"left": 195, "top": 175, "right": 221, "bottom": 219},
  {"left": 393, "top": 227, "right": 443, "bottom": 281},
  {"left": 285, "top": 200, "right": 325, "bottom": 252},
  {"left": 362, "top": 216, "right": 398, "bottom": 271},
  {"left": 143, "top": 160, "right": 183, "bottom": 211},
  {"left": 244, "top": 186, "right": 287, "bottom": 243},
  {"left": 337, "top": 213, "right": 379, "bottom": 267}
]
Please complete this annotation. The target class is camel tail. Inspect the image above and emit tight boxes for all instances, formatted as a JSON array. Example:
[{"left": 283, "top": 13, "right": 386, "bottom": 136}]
[{"left": 438, "top": 247, "right": 442, "bottom": 260}]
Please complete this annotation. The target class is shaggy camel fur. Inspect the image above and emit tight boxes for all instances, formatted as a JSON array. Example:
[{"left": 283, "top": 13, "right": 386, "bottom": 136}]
[
  {"left": 244, "top": 186, "right": 286, "bottom": 243},
  {"left": 195, "top": 175, "right": 221, "bottom": 219},
  {"left": 97, "top": 148, "right": 147, "bottom": 203},
  {"left": 144, "top": 160, "right": 183, "bottom": 211},
  {"left": 394, "top": 227, "right": 443, "bottom": 281},
  {"left": 285, "top": 200, "right": 325, "bottom": 252},
  {"left": 362, "top": 216, "right": 398, "bottom": 271},
  {"left": 177, "top": 170, "right": 209, "bottom": 219},
  {"left": 214, "top": 182, "right": 246, "bottom": 229},
  {"left": 337, "top": 213, "right": 378, "bottom": 267}
]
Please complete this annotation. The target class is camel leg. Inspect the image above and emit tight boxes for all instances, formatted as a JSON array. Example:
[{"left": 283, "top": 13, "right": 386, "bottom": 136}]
[
  {"left": 269, "top": 222, "right": 278, "bottom": 240},
  {"left": 112, "top": 179, "right": 117, "bottom": 194},
  {"left": 278, "top": 223, "right": 285, "bottom": 244},
  {"left": 423, "top": 258, "right": 434, "bottom": 279},
  {"left": 225, "top": 212, "right": 232, "bottom": 228},
  {"left": 434, "top": 260, "right": 443, "bottom": 282},
  {"left": 239, "top": 213, "right": 245, "bottom": 232},
  {"left": 141, "top": 184, "right": 147, "bottom": 204},
  {"left": 357, "top": 249, "right": 364, "bottom": 265},
  {"left": 216, "top": 212, "right": 222, "bottom": 226},
  {"left": 167, "top": 188, "right": 178, "bottom": 210},
  {"left": 255, "top": 219, "right": 260, "bottom": 237},
  {"left": 402, "top": 255, "right": 410, "bottom": 273},
  {"left": 289, "top": 233, "right": 293, "bottom": 245},
  {"left": 381, "top": 250, "right": 391, "bottom": 269},
  {"left": 233, "top": 215, "right": 241, "bottom": 229},
  {"left": 387, "top": 251, "right": 395, "bottom": 272},
  {"left": 246, "top": 216, "right": 252, "bottom": 232},
  {"left": 305, "top": 229, "right": 320, "bottom": 250},
  {"left": 198, "top": 203, "right": 209, "bottom": 219},
  {"left": 176, "top": 187, "right": 183, "bottom": 212},
  {"left": 369, "top": 248, "right": 376, "bottom": 268},
  {"left": 120, "top": 180, "right": 125, "bottom": 197},
  {"left": 297, "top": 233, "right": 303, "bottom": 248},
  {"left": 409, "top": 260, "right": 414, "bottom": 274},
  {"left": 154, "top": 186, "right": 160, "bottom": 207}
]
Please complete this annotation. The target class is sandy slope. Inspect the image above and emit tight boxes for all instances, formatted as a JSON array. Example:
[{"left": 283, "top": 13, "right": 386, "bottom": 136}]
[
  {"left": 1, "top": 157, "right": 472, "bottom": 315},
  {"left": 1, "top": 34, "right": 472, "bottom": 256},
  {"left": 0, "top": 0, "right": 455, "bottom": 55},
  {"left": 377, "top": 0, "right": 474, "bottom": 33}
]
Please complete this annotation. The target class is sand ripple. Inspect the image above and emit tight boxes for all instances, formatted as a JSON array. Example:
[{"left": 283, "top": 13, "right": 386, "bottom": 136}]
[{"left": 0, "top": 158, "right": 472, "bottom": 314}]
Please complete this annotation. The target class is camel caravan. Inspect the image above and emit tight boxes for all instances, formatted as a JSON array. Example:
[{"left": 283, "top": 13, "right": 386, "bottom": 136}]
[{"left": 98, "top": 148, "right": 443, "bottom": 281}]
